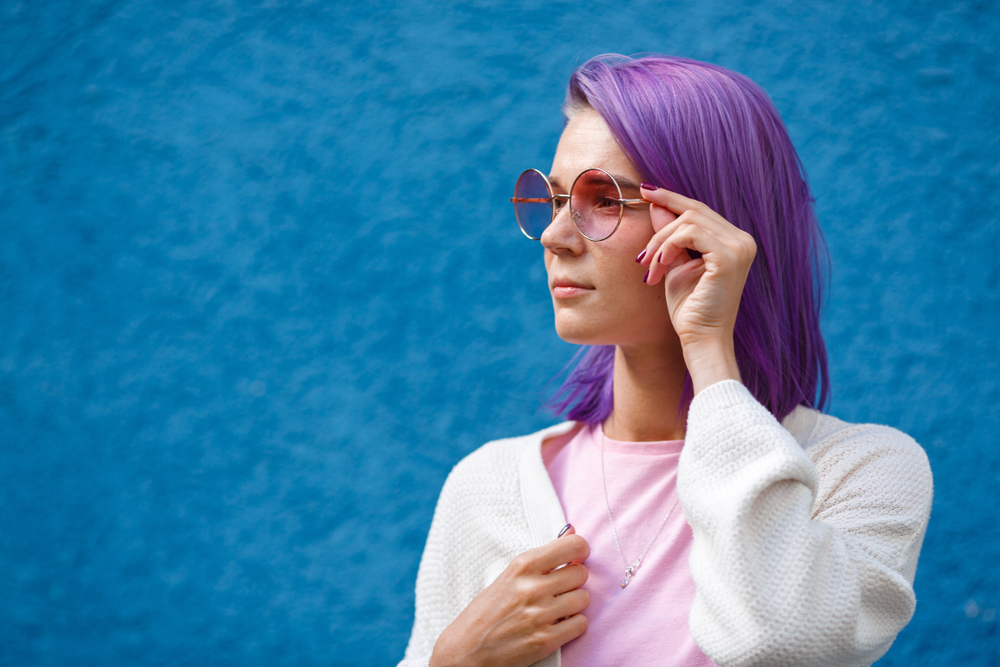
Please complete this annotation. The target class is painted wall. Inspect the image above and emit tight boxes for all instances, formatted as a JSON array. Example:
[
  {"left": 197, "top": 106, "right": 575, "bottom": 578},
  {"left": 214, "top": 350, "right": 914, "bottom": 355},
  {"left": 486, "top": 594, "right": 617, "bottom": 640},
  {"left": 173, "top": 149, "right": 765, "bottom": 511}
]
[{"left": 2, "top": 1, "right": 997, "bottom": 664}]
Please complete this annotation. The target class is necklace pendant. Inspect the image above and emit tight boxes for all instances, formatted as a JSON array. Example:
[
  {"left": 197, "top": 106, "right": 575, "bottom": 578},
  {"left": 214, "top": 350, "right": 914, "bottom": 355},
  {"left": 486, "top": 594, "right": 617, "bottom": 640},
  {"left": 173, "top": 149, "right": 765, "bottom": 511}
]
[{"left": 620, "top": 565, "right": 635, "bottom": 588}]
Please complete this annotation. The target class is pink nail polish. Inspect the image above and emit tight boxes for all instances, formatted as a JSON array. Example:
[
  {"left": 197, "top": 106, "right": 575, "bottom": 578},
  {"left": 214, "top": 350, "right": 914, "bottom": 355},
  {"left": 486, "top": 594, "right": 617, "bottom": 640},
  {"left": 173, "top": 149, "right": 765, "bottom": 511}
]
[
  {"left": 635, "top": 249, "right": 647, "bottom": 263},
  {"left": 643, "top": 269, "right": 649, "bottom": 283},
  {"left": 641, "top": 182, "right": 658, "bottom": 191}
]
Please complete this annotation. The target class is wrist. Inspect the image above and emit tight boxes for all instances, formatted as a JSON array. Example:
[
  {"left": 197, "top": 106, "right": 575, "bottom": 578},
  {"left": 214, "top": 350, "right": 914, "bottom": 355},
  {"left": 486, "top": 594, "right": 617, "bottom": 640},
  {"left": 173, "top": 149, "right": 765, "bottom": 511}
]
[
  {"left": 681, "top": 335, "right": 741, "bottom": 394},
  {"left": 431, "top": 629, "right": 486, "bottom": 667},
  {"left": 430, "top": 635, "right": 464, "bottom": 667}
]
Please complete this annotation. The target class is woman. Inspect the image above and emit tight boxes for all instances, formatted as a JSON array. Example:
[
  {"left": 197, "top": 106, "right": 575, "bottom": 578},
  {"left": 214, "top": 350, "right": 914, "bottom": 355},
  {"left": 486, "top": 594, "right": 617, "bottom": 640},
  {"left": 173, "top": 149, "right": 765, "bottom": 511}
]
[{"left": 399, "top": 55, "right": 932, "bottom": 667}]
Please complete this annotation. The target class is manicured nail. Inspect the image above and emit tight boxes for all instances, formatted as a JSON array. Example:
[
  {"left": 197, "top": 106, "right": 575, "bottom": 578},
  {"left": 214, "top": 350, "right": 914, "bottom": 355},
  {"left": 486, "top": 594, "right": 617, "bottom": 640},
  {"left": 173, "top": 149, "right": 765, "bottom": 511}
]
[
  {"left": 655, "top": 252, "right": 662, "bottom": 264},
  {"left": 641, "top": 182, "right": 658, "bottom": 191},
  {"left": 635, "top": 249, "right": 647, "bottom": 263},
  {"left": 642, "top": 269, "right": 649, "bottom": 283},
  {"left": 558, "top": 524, "right": 573, "bottom": 538}
]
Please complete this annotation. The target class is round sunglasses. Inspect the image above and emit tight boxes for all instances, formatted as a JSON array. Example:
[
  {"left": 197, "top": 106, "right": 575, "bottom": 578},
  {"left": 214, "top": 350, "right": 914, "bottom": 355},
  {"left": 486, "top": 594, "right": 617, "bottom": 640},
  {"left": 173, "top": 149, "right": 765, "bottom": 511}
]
[{"left": 510, "top": 168, "right": 650, "bottom": 242}]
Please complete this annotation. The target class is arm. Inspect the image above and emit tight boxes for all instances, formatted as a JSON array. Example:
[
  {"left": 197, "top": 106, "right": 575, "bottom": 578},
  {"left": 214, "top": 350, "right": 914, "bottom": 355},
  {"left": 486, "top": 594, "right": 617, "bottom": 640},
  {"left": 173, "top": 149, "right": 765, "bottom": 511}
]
[
  {"left": 679, "top": 380, "right": 933, "bottom": 667},
  {"left": 637, "top": 187, "right": 932, "bottom": 664}
]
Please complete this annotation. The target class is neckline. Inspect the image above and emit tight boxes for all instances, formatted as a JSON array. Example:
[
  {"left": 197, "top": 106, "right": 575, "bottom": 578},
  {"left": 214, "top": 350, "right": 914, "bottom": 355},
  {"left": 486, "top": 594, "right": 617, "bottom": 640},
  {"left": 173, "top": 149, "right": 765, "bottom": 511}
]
[{"left": 595, "top": 423, "right": 685, "bottom": 456}]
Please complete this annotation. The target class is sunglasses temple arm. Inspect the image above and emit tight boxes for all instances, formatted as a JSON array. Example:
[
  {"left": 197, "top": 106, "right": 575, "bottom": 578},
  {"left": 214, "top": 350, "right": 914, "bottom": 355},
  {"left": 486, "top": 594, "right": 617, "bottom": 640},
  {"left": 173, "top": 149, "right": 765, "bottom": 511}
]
[
  {"left": 620, "top": 198, "right": 651, "bottom": 207},
  {"left": 510, "top": 194, "right": 571, "bottom": 204}
]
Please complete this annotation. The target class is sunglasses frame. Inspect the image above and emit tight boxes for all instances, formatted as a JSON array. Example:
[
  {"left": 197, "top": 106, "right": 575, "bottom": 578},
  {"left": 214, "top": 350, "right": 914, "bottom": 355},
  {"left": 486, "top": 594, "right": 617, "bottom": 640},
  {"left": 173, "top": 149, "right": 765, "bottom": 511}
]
[{"left": 510, "top": 167, "right": 649, "bottom": 242}]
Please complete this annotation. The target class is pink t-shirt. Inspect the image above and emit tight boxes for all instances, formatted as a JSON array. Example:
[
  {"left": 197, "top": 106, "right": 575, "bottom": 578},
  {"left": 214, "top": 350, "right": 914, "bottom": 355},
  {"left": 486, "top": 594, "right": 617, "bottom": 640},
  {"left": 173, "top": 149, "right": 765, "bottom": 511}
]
[{"left": 543, "top": 423, "right": 719, "bottom": 667}]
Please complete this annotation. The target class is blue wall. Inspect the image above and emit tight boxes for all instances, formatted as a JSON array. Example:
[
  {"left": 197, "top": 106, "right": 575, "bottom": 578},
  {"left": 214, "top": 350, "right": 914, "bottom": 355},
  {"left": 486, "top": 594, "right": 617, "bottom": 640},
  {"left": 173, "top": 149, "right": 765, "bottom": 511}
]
[{"left": 2, "top": 1, "right": 998, "bottom": 664}]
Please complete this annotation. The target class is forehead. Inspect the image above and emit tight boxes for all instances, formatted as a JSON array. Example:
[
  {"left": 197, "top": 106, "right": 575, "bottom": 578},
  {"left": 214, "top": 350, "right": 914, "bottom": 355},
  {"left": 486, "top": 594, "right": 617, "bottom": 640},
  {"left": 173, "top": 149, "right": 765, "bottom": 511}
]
[{"left": 548, "top": 110, "right": 641, "bottom": 187}]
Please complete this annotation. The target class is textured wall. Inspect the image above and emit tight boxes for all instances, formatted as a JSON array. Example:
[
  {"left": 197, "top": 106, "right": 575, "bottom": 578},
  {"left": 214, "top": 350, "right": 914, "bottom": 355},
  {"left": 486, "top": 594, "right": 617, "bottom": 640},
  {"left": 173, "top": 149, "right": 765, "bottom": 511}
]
[{"left": 2, "top": 0, "right": 998, "bottom": 665}]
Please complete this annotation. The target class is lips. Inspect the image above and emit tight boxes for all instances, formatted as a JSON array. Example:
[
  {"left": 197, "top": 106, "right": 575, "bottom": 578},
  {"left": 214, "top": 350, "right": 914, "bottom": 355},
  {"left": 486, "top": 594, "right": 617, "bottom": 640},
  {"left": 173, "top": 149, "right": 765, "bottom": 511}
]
[{"left": 550, "top": 278, "right": 594, "bottom": 299}]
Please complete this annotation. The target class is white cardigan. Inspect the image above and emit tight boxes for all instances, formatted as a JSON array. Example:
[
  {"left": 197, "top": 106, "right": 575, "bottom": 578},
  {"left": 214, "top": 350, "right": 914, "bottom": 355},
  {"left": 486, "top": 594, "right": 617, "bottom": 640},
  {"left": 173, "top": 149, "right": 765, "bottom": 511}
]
[{"left": 400, "top": 381, "right": 933, "bottom": 667}]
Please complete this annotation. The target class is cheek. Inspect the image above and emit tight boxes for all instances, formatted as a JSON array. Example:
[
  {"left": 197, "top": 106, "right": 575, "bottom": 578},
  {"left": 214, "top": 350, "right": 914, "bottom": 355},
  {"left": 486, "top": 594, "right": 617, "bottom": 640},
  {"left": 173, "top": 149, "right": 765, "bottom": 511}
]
[
  {"left": 625, "top": 270, "right": 668, "bottom": 313},
  {"left": 618, "top": 218, "right": 657, "bottom": 261},
  {"left": 596, "top": 229, "right": 654, "bottom": 290},
  {"left": 598, "top": 252, "right": 665, "bottom": 312},
  {"left": 599, "top": 248, "right": 671, "bottom": 317},
  {"left": 616, "top": 277, "right": 674, "bottom": 344},
  {"left": 544, "top": 244, "right": 560, "bottom": 266}
]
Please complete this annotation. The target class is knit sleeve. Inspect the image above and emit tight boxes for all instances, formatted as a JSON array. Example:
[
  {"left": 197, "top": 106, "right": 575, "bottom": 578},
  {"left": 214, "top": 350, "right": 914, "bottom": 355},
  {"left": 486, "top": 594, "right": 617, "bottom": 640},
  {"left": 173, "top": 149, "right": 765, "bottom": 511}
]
[{"left": 678, "top": 380, "right": 933, "bottom": 667}]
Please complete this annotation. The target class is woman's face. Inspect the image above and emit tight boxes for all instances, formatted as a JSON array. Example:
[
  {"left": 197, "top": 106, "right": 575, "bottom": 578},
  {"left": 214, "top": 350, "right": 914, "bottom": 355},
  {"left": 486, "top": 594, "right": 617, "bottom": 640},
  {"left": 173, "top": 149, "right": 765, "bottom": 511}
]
[{"left": 542, "top": 109, "right": 677, "bottom": 349}]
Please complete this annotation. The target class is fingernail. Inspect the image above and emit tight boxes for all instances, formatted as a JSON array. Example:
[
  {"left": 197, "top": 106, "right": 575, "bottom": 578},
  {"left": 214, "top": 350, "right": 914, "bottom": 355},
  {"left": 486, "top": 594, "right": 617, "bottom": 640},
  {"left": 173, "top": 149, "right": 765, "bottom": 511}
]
[
  {"left": 641, "top": 182, "right": 658, "bottom": 191},
  {"left": 643, "top": 269, "right": 649, "bottom": 283},
  {"left": 635, "top": 249, "right": 647, "bottom": 263},
  {"left": 558, "top": 523, "right": 573, "bottom": 538},
  {"left": 655, "top": 252, "right": 662, "bottom": 264}
]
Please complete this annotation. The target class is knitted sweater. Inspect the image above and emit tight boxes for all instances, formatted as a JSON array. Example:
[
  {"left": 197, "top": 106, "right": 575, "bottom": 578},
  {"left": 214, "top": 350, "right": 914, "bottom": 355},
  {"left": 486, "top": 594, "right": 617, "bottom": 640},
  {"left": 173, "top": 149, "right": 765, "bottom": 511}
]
[{"left": 400, "top": 381, "right": 933, "bottom": 667}]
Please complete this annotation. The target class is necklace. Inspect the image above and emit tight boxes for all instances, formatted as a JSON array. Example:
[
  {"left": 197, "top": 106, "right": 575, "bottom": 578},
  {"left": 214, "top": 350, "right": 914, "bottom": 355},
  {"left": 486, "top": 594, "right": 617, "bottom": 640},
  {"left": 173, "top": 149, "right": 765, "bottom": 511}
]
[{"left": 601, "top": 426, "right": 681, "bottom": 589}]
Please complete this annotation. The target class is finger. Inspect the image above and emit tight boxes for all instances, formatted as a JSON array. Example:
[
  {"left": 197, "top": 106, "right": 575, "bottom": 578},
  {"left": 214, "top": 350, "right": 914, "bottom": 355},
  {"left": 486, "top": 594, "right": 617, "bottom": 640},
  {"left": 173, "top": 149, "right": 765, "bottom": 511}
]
[
  {"left": 647, "top": 213, "right": 729, "bottom": 275},
  {"left": 647, "top": 248, "right": 692, "bottom": 286},
  {"left": 647, "top": 200, "right": 678, "bottom": 234},
  {"left": 549, "top": 588, "right": 590, "bottom": 621},
  {"left": 530, "top": 534, "right": 590, "bottom": 574},
  {"left": 645, "top": 227, "right": 700, "bottom": 285},
  {"left": 638, "top": 214, "right": 686, "bottom": 265},
  {"left": 548, "top": 611, "right": 588, "bottom": 645},
  {"left": 640, "top": 212, "right": 719, "bottom": 268},
  {"left": 549, "top": 524, "right": 578, "bottom": 571},
  {"left": 655, "top": 233, "right": 695, "bottom": 270},
  {"left": 544, "top": 562, "right": 588, "bottom": 594},
  {"left": 640, "top": 184, "right": 708, "bottom": 217},
  {"left": 664, "top": 257, "right": 706, "bottom": 293}
]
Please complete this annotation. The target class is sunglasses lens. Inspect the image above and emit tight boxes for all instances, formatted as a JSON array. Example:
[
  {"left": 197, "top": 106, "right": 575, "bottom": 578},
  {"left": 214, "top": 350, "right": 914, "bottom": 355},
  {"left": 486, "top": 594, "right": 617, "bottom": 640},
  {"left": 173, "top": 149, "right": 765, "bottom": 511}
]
[
  {"left": 512, "top": 170, "right": 553, "bottom": 240},
  {"left": 570, "top": 169, "right": 625, "bottom": 241}
]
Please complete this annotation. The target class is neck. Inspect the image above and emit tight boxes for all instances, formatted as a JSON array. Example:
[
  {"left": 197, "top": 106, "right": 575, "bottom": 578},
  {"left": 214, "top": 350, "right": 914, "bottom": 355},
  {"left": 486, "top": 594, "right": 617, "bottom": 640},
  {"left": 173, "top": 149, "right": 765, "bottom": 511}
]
[{"left": 604, "top": 343, "right": 688, "bottom": 442}]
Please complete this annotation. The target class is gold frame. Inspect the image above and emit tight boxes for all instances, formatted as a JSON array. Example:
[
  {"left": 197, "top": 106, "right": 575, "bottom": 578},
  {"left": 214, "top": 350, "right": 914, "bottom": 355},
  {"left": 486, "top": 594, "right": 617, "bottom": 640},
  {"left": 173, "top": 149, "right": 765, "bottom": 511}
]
[{"left": 510, "top": 167, "right": 648, "bottom": 241}]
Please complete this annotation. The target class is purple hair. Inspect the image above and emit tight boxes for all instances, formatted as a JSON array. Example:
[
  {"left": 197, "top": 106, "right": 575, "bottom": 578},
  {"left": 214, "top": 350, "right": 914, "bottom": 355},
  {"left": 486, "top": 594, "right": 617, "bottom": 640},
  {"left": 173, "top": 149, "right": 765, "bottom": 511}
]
[{"left": 547, "top": 55, "right": 830, "bottom": 423}]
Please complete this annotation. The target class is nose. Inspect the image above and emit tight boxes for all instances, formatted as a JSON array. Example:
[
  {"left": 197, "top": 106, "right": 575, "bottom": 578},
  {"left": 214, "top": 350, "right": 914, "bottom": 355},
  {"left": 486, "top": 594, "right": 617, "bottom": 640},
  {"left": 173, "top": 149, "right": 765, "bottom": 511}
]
[{"left": 540, "top": 198, "right": 584, "bottom": 255}]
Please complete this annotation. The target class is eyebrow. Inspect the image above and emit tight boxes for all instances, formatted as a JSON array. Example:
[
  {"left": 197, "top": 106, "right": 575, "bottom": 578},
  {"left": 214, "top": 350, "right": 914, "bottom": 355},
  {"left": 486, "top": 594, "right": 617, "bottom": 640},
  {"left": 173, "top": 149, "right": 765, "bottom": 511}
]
[
  {"left": 614, "top": 176, "right": 642, "bottom": 193},
  {"left": 548, "top": 172, "right": 643, "bottom": 193}
]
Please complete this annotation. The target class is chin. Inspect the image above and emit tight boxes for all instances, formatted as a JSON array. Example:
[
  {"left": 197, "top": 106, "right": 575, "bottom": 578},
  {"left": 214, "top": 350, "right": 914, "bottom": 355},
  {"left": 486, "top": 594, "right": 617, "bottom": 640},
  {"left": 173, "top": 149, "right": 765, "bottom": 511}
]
[
  {"left": 552, "top": 303, "right": 677, "bottom": 349},
  {"left": 553, "top": 312, "right": 616, "bottom": 346}
]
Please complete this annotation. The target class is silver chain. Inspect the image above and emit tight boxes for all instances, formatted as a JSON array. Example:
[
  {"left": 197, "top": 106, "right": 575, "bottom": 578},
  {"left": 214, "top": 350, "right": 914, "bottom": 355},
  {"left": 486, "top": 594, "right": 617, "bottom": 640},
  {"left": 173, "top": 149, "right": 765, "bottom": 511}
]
[{"left": 601, "top": 426, "right": 681, "bottom": 589}]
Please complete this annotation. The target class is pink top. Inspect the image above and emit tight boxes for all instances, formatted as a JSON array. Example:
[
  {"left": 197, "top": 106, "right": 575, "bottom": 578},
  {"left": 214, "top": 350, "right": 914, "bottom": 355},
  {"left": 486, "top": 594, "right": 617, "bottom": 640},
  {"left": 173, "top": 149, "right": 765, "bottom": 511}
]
[{"left": 543, "top": 423, "right": 719, "bottom": 667}]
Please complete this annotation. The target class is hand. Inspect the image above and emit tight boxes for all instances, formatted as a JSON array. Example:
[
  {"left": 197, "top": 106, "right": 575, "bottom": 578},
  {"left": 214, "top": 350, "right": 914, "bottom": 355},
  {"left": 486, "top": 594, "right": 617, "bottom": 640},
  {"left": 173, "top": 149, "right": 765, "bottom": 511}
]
[
  {"left": 637, "top": 186, "right": 756, "bottom": 392},
  {"left": 430, "top": 531, "right": 591, "bottom": 667}
]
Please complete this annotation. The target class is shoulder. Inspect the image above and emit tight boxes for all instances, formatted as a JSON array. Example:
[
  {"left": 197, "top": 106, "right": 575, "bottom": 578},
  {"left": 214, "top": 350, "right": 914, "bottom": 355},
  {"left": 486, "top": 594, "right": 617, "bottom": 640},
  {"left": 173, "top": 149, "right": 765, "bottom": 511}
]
[
  {"left": 791, "top": 407, "right": 932, "bottom": 487},
  {"left": 789, "top": 407, "right": 934, "bottom": 569},
  {"left": 440, "top": 421, "right": 576, "bottom": 503},
  {"left": 448, "top": 422, "right": 574, "bottom": 479}
]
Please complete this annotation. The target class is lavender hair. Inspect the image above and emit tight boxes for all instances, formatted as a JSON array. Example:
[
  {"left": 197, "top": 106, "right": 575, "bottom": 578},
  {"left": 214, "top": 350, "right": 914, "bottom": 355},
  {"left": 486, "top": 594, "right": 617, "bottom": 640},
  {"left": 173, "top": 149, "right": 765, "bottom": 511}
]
[{"left": 546, "top": 55, "right": 830, "bottom": 423}]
